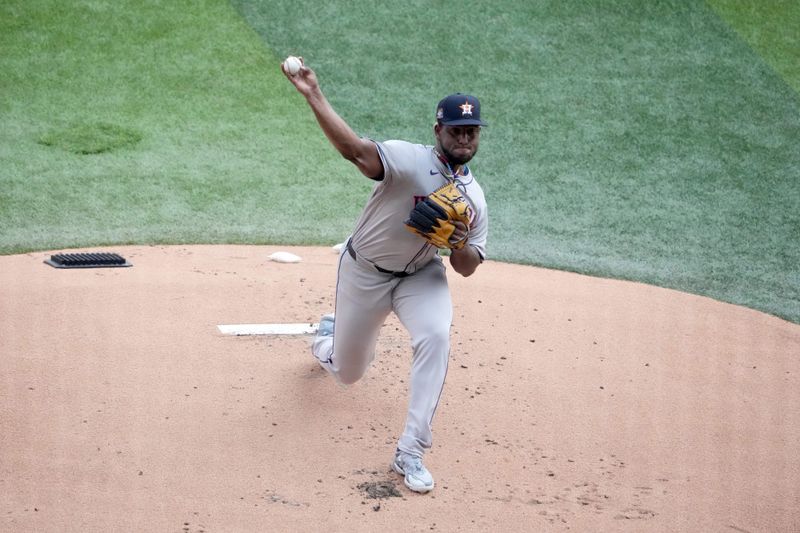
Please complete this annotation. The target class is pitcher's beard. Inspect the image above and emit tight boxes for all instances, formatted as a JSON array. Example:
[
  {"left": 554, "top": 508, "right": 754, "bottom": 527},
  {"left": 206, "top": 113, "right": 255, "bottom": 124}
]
[{"left": 441, "top": 145, "right": 477, "bottom": 166}]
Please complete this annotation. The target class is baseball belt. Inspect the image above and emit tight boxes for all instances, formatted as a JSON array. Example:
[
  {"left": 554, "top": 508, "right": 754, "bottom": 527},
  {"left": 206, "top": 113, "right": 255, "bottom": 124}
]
[{"left": 346, "top": 241, "right": 411, "bottom": 278}]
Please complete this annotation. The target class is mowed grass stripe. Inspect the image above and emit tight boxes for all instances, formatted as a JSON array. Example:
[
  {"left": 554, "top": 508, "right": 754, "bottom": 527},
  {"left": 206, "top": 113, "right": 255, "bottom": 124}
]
[{"left": 707, "top": 0, "right": 800, "bottom": 92}]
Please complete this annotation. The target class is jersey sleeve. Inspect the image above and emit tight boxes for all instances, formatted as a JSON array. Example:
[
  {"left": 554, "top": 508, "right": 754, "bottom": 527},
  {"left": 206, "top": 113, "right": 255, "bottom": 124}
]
[
  {"left": 465, "top": 183, "right": 489, "bottom": 261},
  {"left": 374, "top": 140, "right": 421, "bottom": 185}
]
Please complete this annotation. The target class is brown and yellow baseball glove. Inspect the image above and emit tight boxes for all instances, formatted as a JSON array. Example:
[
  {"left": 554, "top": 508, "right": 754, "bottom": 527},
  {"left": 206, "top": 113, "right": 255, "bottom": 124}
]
[{"left": 404, "top": 182, "right": 472, "bottom": 249}]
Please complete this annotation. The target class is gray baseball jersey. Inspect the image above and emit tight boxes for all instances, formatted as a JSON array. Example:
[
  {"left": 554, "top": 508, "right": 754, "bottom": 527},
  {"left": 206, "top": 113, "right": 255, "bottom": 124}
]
[
  {"left": 350, "top": 140, "right": 488, "bottom": 272},
  {"left": 313, "top": 139, "right": 489, "bottom": 459}
]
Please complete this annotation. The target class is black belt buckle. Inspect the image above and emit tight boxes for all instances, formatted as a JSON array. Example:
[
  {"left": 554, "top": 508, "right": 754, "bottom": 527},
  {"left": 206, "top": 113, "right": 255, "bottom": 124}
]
[{"left": 347, "top": 242, "right": 410, "bottom": 278}]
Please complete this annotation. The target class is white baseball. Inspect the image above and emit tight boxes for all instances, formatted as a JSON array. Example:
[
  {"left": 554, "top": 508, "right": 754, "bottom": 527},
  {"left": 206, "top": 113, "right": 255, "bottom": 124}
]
[{"left": 283, "top": 56, "right": 302, "bottom": 76}]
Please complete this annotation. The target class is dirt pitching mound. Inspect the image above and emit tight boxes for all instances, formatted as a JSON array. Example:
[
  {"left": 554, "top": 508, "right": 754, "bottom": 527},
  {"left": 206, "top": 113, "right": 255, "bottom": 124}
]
[{"left": 1, "top": 245, "right": 798, "bottom": 532}]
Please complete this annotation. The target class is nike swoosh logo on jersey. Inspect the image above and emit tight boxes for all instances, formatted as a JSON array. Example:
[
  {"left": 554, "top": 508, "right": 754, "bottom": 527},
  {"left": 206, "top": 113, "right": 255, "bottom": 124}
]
[{"left": 429, "top": 170, "right": 440, "bottom": 175}]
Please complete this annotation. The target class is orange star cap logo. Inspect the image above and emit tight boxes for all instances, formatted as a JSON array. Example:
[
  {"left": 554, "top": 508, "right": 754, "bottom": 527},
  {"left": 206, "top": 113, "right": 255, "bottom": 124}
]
[{"left": 459, "top": 101, "right": 474, "bottom": 116}]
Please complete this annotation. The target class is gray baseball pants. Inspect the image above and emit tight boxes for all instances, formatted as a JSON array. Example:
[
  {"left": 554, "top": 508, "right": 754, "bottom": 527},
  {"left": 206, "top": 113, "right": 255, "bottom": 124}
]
[{"left": 312, "top": 244, "right": 451, "bottom": 458}]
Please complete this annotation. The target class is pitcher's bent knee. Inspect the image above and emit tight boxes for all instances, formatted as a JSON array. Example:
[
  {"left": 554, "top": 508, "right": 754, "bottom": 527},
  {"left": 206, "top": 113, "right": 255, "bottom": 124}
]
[
  {"left": 336, "top": 366, "right": 367, "bottom": 385},
  {"left": 330, "top": 349, "right": 372, "bottom": 385}
]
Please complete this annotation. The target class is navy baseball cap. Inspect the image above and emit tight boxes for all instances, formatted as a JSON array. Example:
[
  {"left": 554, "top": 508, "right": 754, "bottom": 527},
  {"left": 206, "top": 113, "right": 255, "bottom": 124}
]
[{"left": 436, "top": 93, "right": 487, "bottom": 126}]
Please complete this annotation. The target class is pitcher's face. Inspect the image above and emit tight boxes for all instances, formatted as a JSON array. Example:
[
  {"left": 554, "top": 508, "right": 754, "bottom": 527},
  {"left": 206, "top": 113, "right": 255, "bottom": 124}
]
[{"left": 435, "top": 124, "right": 481, "bottom": 165}]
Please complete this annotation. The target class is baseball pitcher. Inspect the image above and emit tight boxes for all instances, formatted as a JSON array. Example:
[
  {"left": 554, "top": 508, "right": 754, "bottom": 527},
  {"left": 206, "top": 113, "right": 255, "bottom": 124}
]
[{"left": 283, "top": 57, "right": 489, "bottom": 493}]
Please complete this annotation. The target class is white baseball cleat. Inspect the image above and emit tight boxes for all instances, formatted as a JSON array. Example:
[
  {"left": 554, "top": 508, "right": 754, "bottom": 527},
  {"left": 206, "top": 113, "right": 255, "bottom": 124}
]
[
  {"left": 311, "top": 314, "right": 336, "bottom": 373},
  {"left": 392, "top": 450, "right": 434, "bottom": 493},
  {"left": 317, "top": 314, "right": 335, "bottom": 337}
]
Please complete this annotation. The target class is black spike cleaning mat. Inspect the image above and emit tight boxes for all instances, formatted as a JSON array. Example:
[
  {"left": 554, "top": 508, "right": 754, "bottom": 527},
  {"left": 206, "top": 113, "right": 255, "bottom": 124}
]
[{"left": 45, "top": 252, "right": 132, "bottom": 269}]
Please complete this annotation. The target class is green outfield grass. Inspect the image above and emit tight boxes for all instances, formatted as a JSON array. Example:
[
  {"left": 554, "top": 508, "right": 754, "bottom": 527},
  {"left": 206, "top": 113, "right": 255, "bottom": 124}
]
[
  {"left": 0, "top": 0, "right": 368, "bottom": 251},
  {"left": 1, "top": 0, "right": 798, "bottom": 323},
  {"left": 708, "top": 0, "right": 800, "bottom": 91}
]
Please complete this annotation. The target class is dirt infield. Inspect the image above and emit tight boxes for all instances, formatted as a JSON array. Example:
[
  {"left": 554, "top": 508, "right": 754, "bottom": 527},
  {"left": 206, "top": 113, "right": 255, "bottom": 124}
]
[{"left": 2, "top": 245, "right": 798, "bottom": 532}]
